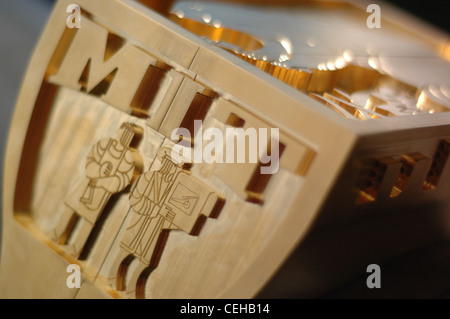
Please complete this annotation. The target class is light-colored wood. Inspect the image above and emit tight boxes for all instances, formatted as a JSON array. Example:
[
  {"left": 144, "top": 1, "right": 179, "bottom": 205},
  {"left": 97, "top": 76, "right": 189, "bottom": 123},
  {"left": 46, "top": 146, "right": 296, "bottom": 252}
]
[
  {"left": 1, "top": 0, "right": 450, "bottom": 299},
  {"left": 0, "top": 214, "right": 83, "bottom": 298},
  {"left": 103, "top": 146, "right": 224, "bottom": 298}
]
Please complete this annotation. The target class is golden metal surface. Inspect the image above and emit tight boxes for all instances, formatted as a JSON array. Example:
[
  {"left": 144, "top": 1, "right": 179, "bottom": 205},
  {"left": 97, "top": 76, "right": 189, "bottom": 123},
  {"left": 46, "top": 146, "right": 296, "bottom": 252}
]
[
  {"left": 2, "top": 0, "right": 450, "bottom": 300},
  {"left": 171, "top": 0, "right": 450, "bottom": 118}
]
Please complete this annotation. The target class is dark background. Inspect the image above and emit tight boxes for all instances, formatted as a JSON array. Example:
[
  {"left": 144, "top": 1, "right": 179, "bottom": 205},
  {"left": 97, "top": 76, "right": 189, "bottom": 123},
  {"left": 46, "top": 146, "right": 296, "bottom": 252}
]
[{"left": 386, "top": 0, "right": 450, "bottom": 33}]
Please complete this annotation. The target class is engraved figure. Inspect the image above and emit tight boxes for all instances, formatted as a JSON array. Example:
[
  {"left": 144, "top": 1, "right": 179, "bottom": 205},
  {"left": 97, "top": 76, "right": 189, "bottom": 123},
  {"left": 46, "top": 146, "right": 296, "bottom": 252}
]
[
  {"left": 53, "top": 122, "right": 143, "bottom": 257},
  {"left": 107, "top": 147, "right": 224, "bottom": 298}
]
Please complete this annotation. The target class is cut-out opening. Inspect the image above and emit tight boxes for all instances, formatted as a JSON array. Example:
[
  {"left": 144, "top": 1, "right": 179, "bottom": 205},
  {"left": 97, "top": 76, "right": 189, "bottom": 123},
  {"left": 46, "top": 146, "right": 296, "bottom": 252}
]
[
  {"left": 136, "top": 0, "right": 175, "bottom": 16},
  {"left": 76, "top": 31, "right": 127, "bottom": 98},
  {"left": 45, "top": 10, "right": 96, "bottom": 78},
  {"left": 104, "top": 33, "right": 126, "bottom": 61},
  {"left": 59, "top": 213, "right": 79, "bottom": 245},
  {"left": 296, "top": 148, "right": 316, "bottom": 176},
  {"left": 14, "top": 82, "right": 59, "bottom": 214},
  {"left": 76, "top": 124, "right": 143, "bottom": 260},
  {"left": 78, "top": 192, "right": 122, "bottom": 260},
  {"left": 423, "top": 139, "right": 450, "bottom": 190},
  {"left": 355, "top": 159, "right": 387, "bottom": 204},
  {"left": 135, "top": 266, "right": 155, "bottom": 299},
  {"left": 208, "top": 195, "right": 226, "bottom": 219},
  {"left": 170, "top": 15, "right": 264, "bottom": 52},
  {"left": 390, "top": 154, "right": 416, "bottom": 198},
  {"left": 85, "top": 66, "right": 118, "bottom": 97},
  {"left": 246, "top": 141, "right": 286, "bottom": 204},
  {"left": 179, "top": 90, "right": 216, "bottom": 145},
  {"left": 46, "top": 27, "right": 78, "bottom": 79},
  {"left": 226, "top": 113, "right": 246, "bottom": 128}
]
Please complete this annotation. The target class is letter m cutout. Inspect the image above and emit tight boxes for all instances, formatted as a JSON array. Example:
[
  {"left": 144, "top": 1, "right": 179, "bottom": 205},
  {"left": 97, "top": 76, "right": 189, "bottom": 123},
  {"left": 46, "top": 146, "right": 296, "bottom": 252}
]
[{"left": 48, "top": 16, "right": 156, "bottom": 113}]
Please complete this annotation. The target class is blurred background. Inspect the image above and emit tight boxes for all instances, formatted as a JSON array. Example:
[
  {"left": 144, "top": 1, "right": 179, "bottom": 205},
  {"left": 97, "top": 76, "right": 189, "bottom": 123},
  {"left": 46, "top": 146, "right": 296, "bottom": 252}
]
[{"left": 0, "top": 0, "right": 449, "bottom": 298}]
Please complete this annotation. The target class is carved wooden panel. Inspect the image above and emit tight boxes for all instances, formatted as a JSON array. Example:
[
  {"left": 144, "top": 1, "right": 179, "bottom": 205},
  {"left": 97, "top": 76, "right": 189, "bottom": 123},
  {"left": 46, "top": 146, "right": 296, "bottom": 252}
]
[{"left": 1, "top": 0, "right": 450, "bottom": 299}]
